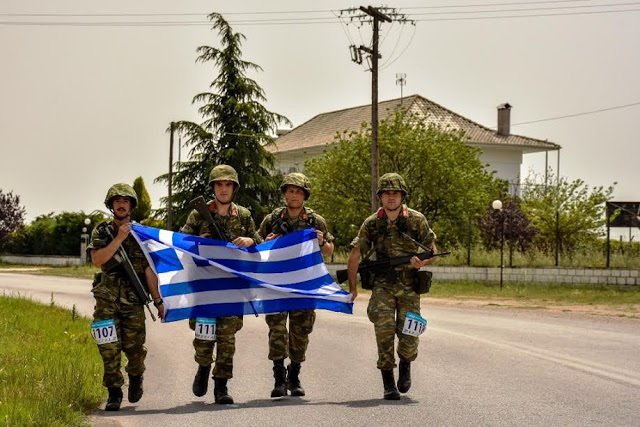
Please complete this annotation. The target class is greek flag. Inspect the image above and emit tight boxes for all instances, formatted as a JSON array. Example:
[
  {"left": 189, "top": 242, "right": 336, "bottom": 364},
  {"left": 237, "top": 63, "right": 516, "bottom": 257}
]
[{"left": 131, "top": 224, "right": 353, "bottom": 322}]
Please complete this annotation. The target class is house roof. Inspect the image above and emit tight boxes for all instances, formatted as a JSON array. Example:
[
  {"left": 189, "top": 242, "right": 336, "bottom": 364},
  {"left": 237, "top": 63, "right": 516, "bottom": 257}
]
[{"left": 269, "top": 94, "right": 560, "bottom": 153}]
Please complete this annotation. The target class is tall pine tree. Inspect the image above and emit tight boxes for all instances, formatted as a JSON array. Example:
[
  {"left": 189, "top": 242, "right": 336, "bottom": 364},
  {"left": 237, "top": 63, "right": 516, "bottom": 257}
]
[{"left": 157, "top": 12, "right": 290, "bottom": 229}]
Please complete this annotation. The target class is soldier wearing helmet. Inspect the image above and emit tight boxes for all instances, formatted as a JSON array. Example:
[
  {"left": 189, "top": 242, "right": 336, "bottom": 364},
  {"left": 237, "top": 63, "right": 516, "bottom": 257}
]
[
  {"left": 88, "top": 183, "right": 164, "bottom": 411},
  {"left": 258, "top": 172, "right": 334, "bottom": 398},
  {"left": 181, "top": 164, "right": 262, "bottom": 405},
  {"left": 347, "top": 172, "right": 438, "bottom": 401}
]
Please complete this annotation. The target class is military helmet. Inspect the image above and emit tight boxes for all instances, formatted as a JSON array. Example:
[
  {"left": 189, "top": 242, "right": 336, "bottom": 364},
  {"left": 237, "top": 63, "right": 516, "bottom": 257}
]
[
  {"left": 104, "top": 183, "right": 138, "bottom": 210},
  {"left": 377, "top": 173, "right": 408, "bottom": 196},
  {"left": 280, "top": 172, "right": 311, "bottom": 199},
  {"left": 208, "top": 164, "right": 240, "bottom": 187}
]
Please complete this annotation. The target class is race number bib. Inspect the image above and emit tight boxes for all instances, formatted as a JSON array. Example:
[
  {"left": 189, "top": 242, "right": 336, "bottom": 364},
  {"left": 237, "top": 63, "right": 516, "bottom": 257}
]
[
  {"left": 402, "top": 312, "right": 427, "bottom": 337},
  {"left": 91, "top": 319, "right": 118, "bottom": 345},
  {"left": 195, "top": 317, "right": 217, "bottom": 341}
]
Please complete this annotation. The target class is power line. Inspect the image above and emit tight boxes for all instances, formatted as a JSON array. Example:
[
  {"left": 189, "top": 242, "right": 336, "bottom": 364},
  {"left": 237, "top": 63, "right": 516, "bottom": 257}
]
[
  {"left": 411, "top": 1, "right": 640, "bottom": 16},
  {"left": 0, "top": 1, "right": 596, "bottom": 17},
  {"left": 402, "top": 0, "right": 590, "bottom": 10},
  {"left": 1, "top": 6, "right": 639, "bottom": 26},
  {"left": 0, "top": 10, "right": 331, "bottom": 17},
  {"left": 416, "top": 8, "right": 640, "bottom": 21},
  {"left": 511, "top": 102, "right": 640, "bottom": 126}
]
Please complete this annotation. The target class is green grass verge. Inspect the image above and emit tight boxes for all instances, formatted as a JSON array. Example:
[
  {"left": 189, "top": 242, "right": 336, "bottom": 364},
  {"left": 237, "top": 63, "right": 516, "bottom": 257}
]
[
  {"left": 0, "top": 296, "right": 104, "bottom": 426},
  {"left": 428, "top": 280, "right": 640, "bottom": 308},
  {"left": 0, "top": 264, "right": 98, "bottom": 280}
]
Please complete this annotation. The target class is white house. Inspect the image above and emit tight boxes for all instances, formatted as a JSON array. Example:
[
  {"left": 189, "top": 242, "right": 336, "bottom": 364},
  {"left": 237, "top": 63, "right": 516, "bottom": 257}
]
[{"left": 268, "top": 94, "right": 561, "bottom": 194}]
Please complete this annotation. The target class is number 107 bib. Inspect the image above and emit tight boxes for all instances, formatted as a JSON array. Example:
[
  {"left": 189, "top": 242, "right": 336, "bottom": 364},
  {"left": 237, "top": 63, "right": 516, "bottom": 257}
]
[{"left": 91, "top": 319, "right": 118, "bottom": 345}]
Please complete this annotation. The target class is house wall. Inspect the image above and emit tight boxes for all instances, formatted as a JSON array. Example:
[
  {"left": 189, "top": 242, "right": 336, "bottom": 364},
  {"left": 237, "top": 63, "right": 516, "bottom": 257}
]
[
  {"left": 477, "top": 146, "right": 523, "bottom": 194},
  {"left": 274, "top": 146, "right": 325, "bottom": 174}
]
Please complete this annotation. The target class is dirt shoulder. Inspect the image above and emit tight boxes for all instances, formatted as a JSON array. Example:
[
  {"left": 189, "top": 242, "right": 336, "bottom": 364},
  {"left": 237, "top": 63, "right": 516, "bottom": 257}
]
[{"left": 425, "top": 297, "right": 640, "bottom": 319}]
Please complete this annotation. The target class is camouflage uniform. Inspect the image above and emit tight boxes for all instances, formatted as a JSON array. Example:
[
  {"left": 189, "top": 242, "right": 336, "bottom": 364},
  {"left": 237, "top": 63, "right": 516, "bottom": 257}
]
[
  {"left": 88, "top": 184, "right": 150, "bottom": 391},
  {"left": 182, "top": 200, "right": 262, "bottom": 378},
  {"left": 352, "top": 205, "right": 435, "bottom": 370},
  {"left": 259, "top": 206, "right": 334, "bottom": 363}
]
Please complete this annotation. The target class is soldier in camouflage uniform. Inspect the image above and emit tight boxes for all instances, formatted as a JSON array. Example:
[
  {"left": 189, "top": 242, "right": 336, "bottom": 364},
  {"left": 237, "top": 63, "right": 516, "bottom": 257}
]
[
  {"left": 182, "top": 164, "right": 263, "bottom": 404},
  {"left": 258, "top": 173, "right": 334, "bottom": 398},
  {"left": 88, "top": 183, "right": 165, "bottom": 411},
  {"left": 347, "top": 173, "right": 438, "bottom": 400}
]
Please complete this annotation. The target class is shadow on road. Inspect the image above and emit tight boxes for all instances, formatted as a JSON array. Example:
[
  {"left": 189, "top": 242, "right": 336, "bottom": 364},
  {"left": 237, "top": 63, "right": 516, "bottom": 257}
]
[{"left": 91, "top": 395, "right": 419, "bottom": 417}]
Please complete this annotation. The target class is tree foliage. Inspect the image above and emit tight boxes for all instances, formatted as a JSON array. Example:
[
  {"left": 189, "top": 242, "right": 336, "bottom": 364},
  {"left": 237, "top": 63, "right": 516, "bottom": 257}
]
[
  {"left": 7, "top": 211, "right": 106, "bottom": 255},
  {"left": 521, "top": 170, "right": 614, "bottom": 252},
  {"left": 305, "top": 109, "right": 506, "bottom": 248},
  {"left": 476, "top": 197, "right": 538, "bottom": 251},
  {"left": 156, "top": 12, "right": 290, "bottom": 229},
  {"left": 0, "top": 189, "right": 26, "bottom": 251},
  {"left": 131, "top": 176, "right": 152, "bottom": 222}
]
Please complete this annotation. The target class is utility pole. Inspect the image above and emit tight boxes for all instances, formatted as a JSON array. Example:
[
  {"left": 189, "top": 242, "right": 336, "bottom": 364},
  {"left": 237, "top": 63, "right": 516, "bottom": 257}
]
[
  {"left": 167, "top": 122, "right": 175, "bottom": 231},
  {"left": 342, "top": 6, "right": 413, "bottom": 212},
  {"left": 359, "top": 6, "right": 391, "bottom": 212}
]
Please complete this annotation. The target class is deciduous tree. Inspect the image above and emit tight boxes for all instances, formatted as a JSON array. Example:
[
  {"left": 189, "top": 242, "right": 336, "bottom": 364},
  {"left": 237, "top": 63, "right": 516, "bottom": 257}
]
[
  {"left": 521, "top": 171, "right": 614, "bottom": 252},
  {"left": 0, "top": 189, "right": 26, "bottom": 251},
  {"left": 305, "top": 109, "right": 505, "bottom": 247}
]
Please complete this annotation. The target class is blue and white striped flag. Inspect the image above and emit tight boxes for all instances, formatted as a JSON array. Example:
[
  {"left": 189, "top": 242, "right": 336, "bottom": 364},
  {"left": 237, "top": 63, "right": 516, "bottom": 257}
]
[{"left": 131, "top": 224, "right": 353, "bottom": 322}]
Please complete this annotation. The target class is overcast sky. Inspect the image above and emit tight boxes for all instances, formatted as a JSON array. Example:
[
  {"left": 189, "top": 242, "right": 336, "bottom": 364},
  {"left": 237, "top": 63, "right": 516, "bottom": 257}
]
[{"left": 1, "top": 0, "right": 638, "bottom": 225}]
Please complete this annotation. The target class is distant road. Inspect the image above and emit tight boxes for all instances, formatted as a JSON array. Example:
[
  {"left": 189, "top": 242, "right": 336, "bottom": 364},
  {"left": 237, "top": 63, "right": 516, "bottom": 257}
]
[{"left": 2, "top": 272, "right": 639, "bottom": 427}]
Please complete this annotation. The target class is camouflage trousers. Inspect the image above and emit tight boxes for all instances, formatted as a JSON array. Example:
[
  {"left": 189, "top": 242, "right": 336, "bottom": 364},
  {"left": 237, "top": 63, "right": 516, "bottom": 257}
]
[
  {"left": 265, "top": 310, "right": 316, "bottom": 363},
  {"left": 367, "top": 280, "right": 421, "bottom": 370},
  {"left": 188, "top": 316, "right": 243, "bottom": 378},
  {"left": 93, "top": 297, "right": 147, "bottom": 388}
]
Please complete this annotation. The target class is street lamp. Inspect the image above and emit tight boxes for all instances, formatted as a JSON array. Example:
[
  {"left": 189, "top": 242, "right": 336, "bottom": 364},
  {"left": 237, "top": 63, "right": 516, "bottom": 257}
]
[
  {"left": 80, "top": 218, "right": 91, "bottom": 265},
  {"left": 492, "top": 200, "right": 504, "bottom": 290}
]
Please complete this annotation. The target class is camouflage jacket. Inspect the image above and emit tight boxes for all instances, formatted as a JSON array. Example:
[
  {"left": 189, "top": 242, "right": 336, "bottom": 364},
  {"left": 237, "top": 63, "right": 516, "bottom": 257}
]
[
  {"left": 87, "top": 221, "right": 149, "bottom": 305},
  {"left": 181, "top": 200, "right": 263, "bottom": 244},
  {"left": 259, "top": 207, "right": 334, "bottom": 242},
  {"left": 351, "top": 205, "right": 435, "bottom": 265}
]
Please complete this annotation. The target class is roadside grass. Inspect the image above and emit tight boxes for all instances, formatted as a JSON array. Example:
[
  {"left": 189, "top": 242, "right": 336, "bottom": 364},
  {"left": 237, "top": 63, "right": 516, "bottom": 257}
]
[
  {"left": 428, "top": 280, "right": 640, "bottom": 310},
  {"left": 329, "top": 246, "right": 640, "bottom": 268},
  {"left": 0, "top": 296, "right": 104, "bottom": 426},
  {"left": 0, "top": 263, "right": 98, "bottom": 280}
]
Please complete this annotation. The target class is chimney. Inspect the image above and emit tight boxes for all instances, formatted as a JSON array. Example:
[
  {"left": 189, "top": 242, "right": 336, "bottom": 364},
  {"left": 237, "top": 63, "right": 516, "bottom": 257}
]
[{"left": 497, "top": 103, "right": 512, "bottom": 136}]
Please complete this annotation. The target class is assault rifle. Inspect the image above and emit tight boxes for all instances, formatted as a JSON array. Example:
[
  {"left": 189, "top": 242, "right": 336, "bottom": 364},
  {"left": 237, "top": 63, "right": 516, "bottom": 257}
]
[
  {"left": 335, "top": 250, "right": 450, "bottom": 285},
  {"left": 103, "top": 224, "right": 157, "bottom": 321},
  {"left": 190, "top": 196, "right": 229, "bottom": 241}
]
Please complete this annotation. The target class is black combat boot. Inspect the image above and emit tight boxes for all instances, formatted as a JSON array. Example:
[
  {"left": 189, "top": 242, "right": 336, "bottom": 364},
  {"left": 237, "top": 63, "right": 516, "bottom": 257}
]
[
  {"left": 381, "top": 370, "right": 401, "bottom": 400},
  {"left": 213, "top": 377, "right": 234, "bottom": 404},
  {"left": 192, "top": 364, "right": 211, "bottom": 397},
  {"left": 271, "top": 359, "right": 288, "bottom": 398},
  {"left": 105, "top": 387, "right": 123, "bottom": 411},
  {"left": 287, "top": 361, "right": 305, "bottom": 396},
  {"left": 397, "top": 360, "right": 411, "bottom": 393},
  {"left": 128, "top": 374, "right": 144, "bottom": 403}
]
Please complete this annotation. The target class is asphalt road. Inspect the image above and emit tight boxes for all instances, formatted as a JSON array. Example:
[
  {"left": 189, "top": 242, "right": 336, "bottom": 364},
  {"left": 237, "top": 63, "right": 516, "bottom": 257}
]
[{"left": 1, "top": 273, "right": 639, "bottom": 427}]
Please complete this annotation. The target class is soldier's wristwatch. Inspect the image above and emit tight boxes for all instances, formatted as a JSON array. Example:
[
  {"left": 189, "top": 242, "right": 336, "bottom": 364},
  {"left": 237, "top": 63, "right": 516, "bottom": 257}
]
[
  {"left": 319, "top": 238, "right": 326, "bottom": 247},
  {"left": 153, "top": 298, "right": 164, "bottom": 307}
]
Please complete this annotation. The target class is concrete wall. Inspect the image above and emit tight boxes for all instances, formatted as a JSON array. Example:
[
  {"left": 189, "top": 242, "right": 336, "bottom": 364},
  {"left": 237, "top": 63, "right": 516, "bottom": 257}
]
[
  {"left": 0, "top": 255, "right": 84, "bottom": 267},
  {"left": 326, "top": 264, "right": 640, "bottom": 288},
  {"left": 3, "top": 255, "right": 638, "bottom": 288}
]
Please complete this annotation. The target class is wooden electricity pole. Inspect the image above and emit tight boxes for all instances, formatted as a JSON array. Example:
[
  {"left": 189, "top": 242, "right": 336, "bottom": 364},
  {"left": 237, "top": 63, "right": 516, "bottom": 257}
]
[
  {"left": 359, "top": 6, "right": 392, "bottom": 213},
  {"left": 167, "top": 121, "right": 175, "bottom": 230}
]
